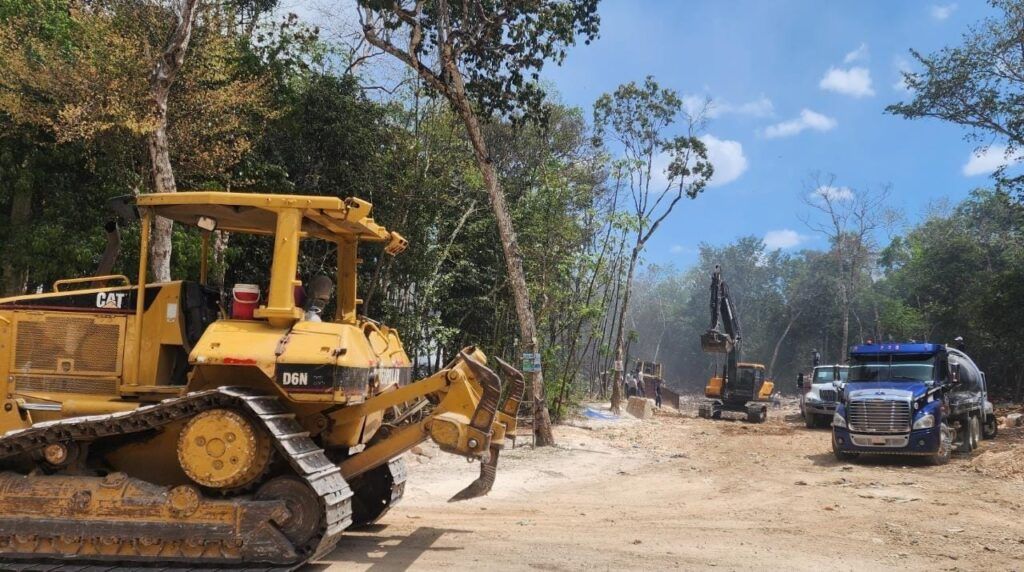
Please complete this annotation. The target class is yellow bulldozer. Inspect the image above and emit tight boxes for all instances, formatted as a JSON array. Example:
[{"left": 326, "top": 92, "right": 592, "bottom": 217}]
[{"left": 0, "top": 192, "right": 522, "bottom": 569}]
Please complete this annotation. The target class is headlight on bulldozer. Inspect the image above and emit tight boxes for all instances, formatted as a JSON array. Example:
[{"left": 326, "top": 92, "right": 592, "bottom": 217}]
[
  {"left": 832, "top": 412, "right": 846, "bottom": 428},
  {"left": 913, "top": 413, "right": 935, "bottom": 429}
]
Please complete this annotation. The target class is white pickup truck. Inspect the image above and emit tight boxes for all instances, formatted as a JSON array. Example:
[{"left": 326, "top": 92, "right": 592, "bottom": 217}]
[{"left": 799, "top": 364, "right": 848, "bottom": 428}]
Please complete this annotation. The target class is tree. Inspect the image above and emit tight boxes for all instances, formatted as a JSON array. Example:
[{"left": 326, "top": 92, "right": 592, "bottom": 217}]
[
  {"left": 592, "top": 77, "right": 712, "bottom": 413},
  {"left": 147, "top": 0, "right": 200, "bottom": 282},
  {"left": 800, "top": 173, "right": 896, "bottom": 361},
  {"left": 0, "top": 0, "right": 277, "bottom": 289},
  {"left": 356, "top": 0, "right": 601, "bottom": 446},
  {"left": 887, "top": 0, "right": 1024, "bottom": 196}
]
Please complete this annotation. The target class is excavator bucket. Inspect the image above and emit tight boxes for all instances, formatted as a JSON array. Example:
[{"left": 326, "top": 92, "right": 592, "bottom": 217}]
[
  {"left": 701, "top": 329, "right": 734, "bottom": 354},
  {"left": 449, "top": 356, "right": 525, "bottom": 502}
]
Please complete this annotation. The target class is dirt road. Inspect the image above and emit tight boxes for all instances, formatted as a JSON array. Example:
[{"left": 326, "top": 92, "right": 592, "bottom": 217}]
[{"left": 312, "top": 404, "right": 1024, "bottom": 571}]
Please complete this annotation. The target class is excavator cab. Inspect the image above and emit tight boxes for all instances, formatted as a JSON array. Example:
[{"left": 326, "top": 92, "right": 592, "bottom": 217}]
[{"left": 0, "top": 191, "right": 523, "bottom": 569}]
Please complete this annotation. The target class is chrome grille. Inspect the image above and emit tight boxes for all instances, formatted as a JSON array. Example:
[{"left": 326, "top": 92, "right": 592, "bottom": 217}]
[
  {"left": 848, "top": 398, "right": 911, "bottom": 433},
  {"left": 819, "top": 389, "right": 838, "bottom": 403}
]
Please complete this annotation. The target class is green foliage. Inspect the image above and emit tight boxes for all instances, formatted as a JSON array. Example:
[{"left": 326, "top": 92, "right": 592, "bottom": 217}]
[
  {"left": 359, "top": 0, "right": 600, "bottom": 121},
  {"left": 887, "top": 0, "right": 1024, "bottom": 196}
]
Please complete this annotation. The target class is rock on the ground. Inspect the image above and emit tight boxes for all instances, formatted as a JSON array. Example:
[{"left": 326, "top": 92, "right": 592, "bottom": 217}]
[
  {"left": 626, "top": 396, "right": 654, "bottom": 419},
  {"left": 1002, "top": 413, "right": 1023, "bottom": 428}
]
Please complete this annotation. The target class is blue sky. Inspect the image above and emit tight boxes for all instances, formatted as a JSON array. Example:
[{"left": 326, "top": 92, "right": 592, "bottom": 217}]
[{"left": 537, "top": 0, "right": 1008, "bottom": 267}]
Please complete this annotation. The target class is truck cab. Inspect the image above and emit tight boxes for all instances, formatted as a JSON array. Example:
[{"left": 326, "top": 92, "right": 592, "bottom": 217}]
[
  {"left": 831, "top": 342, "right": 993, "bottom": 464},
  {"left": 799, "top": 364, "right": 847, "bottom": 428}
]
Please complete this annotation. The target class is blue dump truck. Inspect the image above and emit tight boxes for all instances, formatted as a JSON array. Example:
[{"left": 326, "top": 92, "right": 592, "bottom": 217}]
[{"left": 832, "top": 342, "right": 998, "bottom": 464}]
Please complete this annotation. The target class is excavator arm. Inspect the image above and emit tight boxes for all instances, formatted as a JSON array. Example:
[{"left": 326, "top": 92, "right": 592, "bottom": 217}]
[
  {"left": 700, "top": 265, "right": 743, "bottom": 399},
  {"left": 700, "top": 264, "right": 742, "bottom": 355}
]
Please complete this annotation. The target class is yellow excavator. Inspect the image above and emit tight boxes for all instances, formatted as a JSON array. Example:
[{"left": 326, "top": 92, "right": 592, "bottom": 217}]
[
  {"left": 697, "top": 265, "right": 773, "bottom": 423},
  {"left": 0, "top": 192, "right": 522, "bottom": 569}
]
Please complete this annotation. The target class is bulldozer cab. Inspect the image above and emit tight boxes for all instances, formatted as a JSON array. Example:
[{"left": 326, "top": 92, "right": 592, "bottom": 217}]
[
  {"left": 0, "top": 192, "right": 409, "bottom": 410},
  {"left": 127, "top": 192, "right": 407, "bottom": 326}
]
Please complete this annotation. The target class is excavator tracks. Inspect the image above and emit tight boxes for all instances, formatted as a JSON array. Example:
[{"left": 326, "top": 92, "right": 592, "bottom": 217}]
[{"left": 0, "top": 387, "right": 352, "bottom": 570}]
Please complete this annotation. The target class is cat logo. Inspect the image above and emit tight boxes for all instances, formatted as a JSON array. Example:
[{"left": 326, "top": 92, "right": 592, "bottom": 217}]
[
  {"left": 96, "top": 292, "right": 127, "bottom": 309},
  {"left": 282, "top": 372, "right": 309, "bottom": 386}
]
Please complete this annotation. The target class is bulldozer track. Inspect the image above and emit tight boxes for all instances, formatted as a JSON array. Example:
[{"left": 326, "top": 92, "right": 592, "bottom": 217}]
[{"left": 0, "top": 387, "right": 353, "bottom": 571}]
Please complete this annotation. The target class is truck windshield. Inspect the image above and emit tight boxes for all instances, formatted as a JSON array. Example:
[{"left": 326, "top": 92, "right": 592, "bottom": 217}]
[
  {"left": 849, "top": 354, "right": 935, "bottom": 382},
  {"left": 813, "top": 367, "right": 849, "bottom": 382}
]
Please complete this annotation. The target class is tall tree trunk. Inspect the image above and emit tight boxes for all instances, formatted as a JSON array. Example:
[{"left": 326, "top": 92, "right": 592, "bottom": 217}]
[
  {"left": 146, "top": 0, "right": 200, "bottom": 282},
  {"left": 768, "top": 309, "right": 801, "bottom": 378},
  {"left": 211, "top": 230, "right": 229, "bottom": 289},
  {"left": 2, "top": 182, "right": 32, "bottom": 296},
  {"left": 450, "top": 91, "right": 555, "bottom": 447},
  {"left": 610, "top": 244, "right": 641, "bottom": 414}
]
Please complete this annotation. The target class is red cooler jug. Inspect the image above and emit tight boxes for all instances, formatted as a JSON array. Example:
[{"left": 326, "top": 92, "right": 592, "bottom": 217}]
[{"left": 231, "top": 284, "right": 260, "bottom": 320}]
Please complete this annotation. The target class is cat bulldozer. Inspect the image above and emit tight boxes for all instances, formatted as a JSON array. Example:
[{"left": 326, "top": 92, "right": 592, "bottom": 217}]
[
  {"left": 0, "top": 192, "right": 523, "bottom": 569},
  {"left": 697, "top": 265, "right": 773, "bottom": 423}
]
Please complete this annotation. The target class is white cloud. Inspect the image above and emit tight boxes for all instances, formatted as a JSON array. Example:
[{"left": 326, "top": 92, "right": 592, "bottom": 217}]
[
  {"left": 700, "top": 135, "right": 748, "bottom": 187},
  {"left": 811, "top": 185, "right": 855, "bottom": 201},
  {"left": 893, "top": 58, "right": 913, "bottom": 94},
  {"left": 962, "top": 145, "right": 1024, "bottom": 176},
  {"left": 819, "top": 66, "right": 875, "bottom": 97},
  {"left": 763, "top": 109, "right": 837, "bottom": 138},
  {"left": 683, "top": 95, "right": 774, "bottom": 119},
  {"left": 844, "top": 43, "right": 869, "bottom": 64},
  {"left": 931, "top": 3, "right": 957, "bottom": 20},
  {"left": 763, "top": 229, "right": 807, "bottom": 250},
  {"left": 670, "top": 245, "right": 686, "bottom": 254}
]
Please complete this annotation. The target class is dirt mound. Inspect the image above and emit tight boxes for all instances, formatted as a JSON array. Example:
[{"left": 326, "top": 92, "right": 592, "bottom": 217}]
[{"left": 965, "top": 425, "right": 1024, "bottom": 480}]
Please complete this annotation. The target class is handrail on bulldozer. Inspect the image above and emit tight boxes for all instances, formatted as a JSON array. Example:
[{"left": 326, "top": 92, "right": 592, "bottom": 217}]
[{"left": 53, "top": 274, "right": 131, "bottom": 292}]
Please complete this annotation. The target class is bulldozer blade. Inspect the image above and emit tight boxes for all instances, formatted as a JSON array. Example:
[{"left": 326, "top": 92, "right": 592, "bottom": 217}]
[
  {"left": 494, "top": 356, "right": 526, "bottom": 417},
  {"left": 448, "top": 444, "right": 500, "bottom": 502},
  {"left": 460, "top": 350, "right": 502, "bottom": 433}
]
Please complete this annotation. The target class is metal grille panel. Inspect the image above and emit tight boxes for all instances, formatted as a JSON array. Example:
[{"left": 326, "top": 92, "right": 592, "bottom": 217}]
[
  {"left": 13, "top": 376, "right": 117, "bottom": 395},
  {"left": 13, "top": 315, "right": 124, "bottom": 376},
  {"left": 848, "top": 398, "right": 911, "bottom": 433},
  {"left": 819, "top": 389, "right": 838, "bottom": 403}
]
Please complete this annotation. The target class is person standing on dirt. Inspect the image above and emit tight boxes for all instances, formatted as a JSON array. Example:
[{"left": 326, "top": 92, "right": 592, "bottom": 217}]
[
  {"left": 812, "top": 349, "right": 821, "bottom": 367},
  {"left": 654, "top": 378, "right": 663, "bottom": 408},
  {"left": 637, "top": 375, "right": 646, "bottom": 398},
  {"left": 626, "top": 373, "right": 638, "bottom": 398}
]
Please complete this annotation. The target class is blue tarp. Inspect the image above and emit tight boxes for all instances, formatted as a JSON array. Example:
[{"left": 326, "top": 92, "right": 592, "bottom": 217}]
[{"left": 583, "top": 407, "right": 620, "bottom": 420}]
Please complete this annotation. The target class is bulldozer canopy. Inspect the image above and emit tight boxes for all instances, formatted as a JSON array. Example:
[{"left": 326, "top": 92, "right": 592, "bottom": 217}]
[{"left": 126, "top": 192, "right": 397, "bottom": 244}]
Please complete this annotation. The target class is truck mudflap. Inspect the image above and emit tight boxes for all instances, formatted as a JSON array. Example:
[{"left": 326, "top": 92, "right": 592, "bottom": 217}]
[{"left": 0, "top": 387, "right": 351, "bottom": 570}]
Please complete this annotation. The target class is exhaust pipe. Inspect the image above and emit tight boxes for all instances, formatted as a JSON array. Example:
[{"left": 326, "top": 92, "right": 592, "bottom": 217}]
[{"left": 92, "top": 220, "right": 121, "bottom": 287}]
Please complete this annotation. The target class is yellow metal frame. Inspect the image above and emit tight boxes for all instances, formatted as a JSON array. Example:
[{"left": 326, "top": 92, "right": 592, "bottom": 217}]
[{"left": 53, "top": 275, "right": 131, "bottom": 292}]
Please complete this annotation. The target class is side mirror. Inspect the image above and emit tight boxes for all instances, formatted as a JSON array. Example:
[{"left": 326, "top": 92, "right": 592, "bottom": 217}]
[
  {"left": 796, "top": 375, "right": 804, "bottom": 389},
  {"left": 948, "top": 362, "right": 961, "bottom": 386}
]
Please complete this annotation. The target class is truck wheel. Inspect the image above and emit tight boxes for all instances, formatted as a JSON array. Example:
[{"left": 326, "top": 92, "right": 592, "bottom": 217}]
[
  {"left": 929, "top": 423, "right": 952, "bottom": 465},
  {"left": 832, "top": 434, "right": 858, "bottom": 461},
  {"left": 698, "top": 403, "right": 711, "bottom": 419},
  {"left": 969, "top": 415, "right": 981, "bottom": 450},
  {"left": 983, "top": 414, "right": 998, "bottom": 439}
]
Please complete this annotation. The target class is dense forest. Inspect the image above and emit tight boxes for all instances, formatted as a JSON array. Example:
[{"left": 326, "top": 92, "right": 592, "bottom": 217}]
[{"left": 1, "top": 0, "right": 1022, "bottom": 426}]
